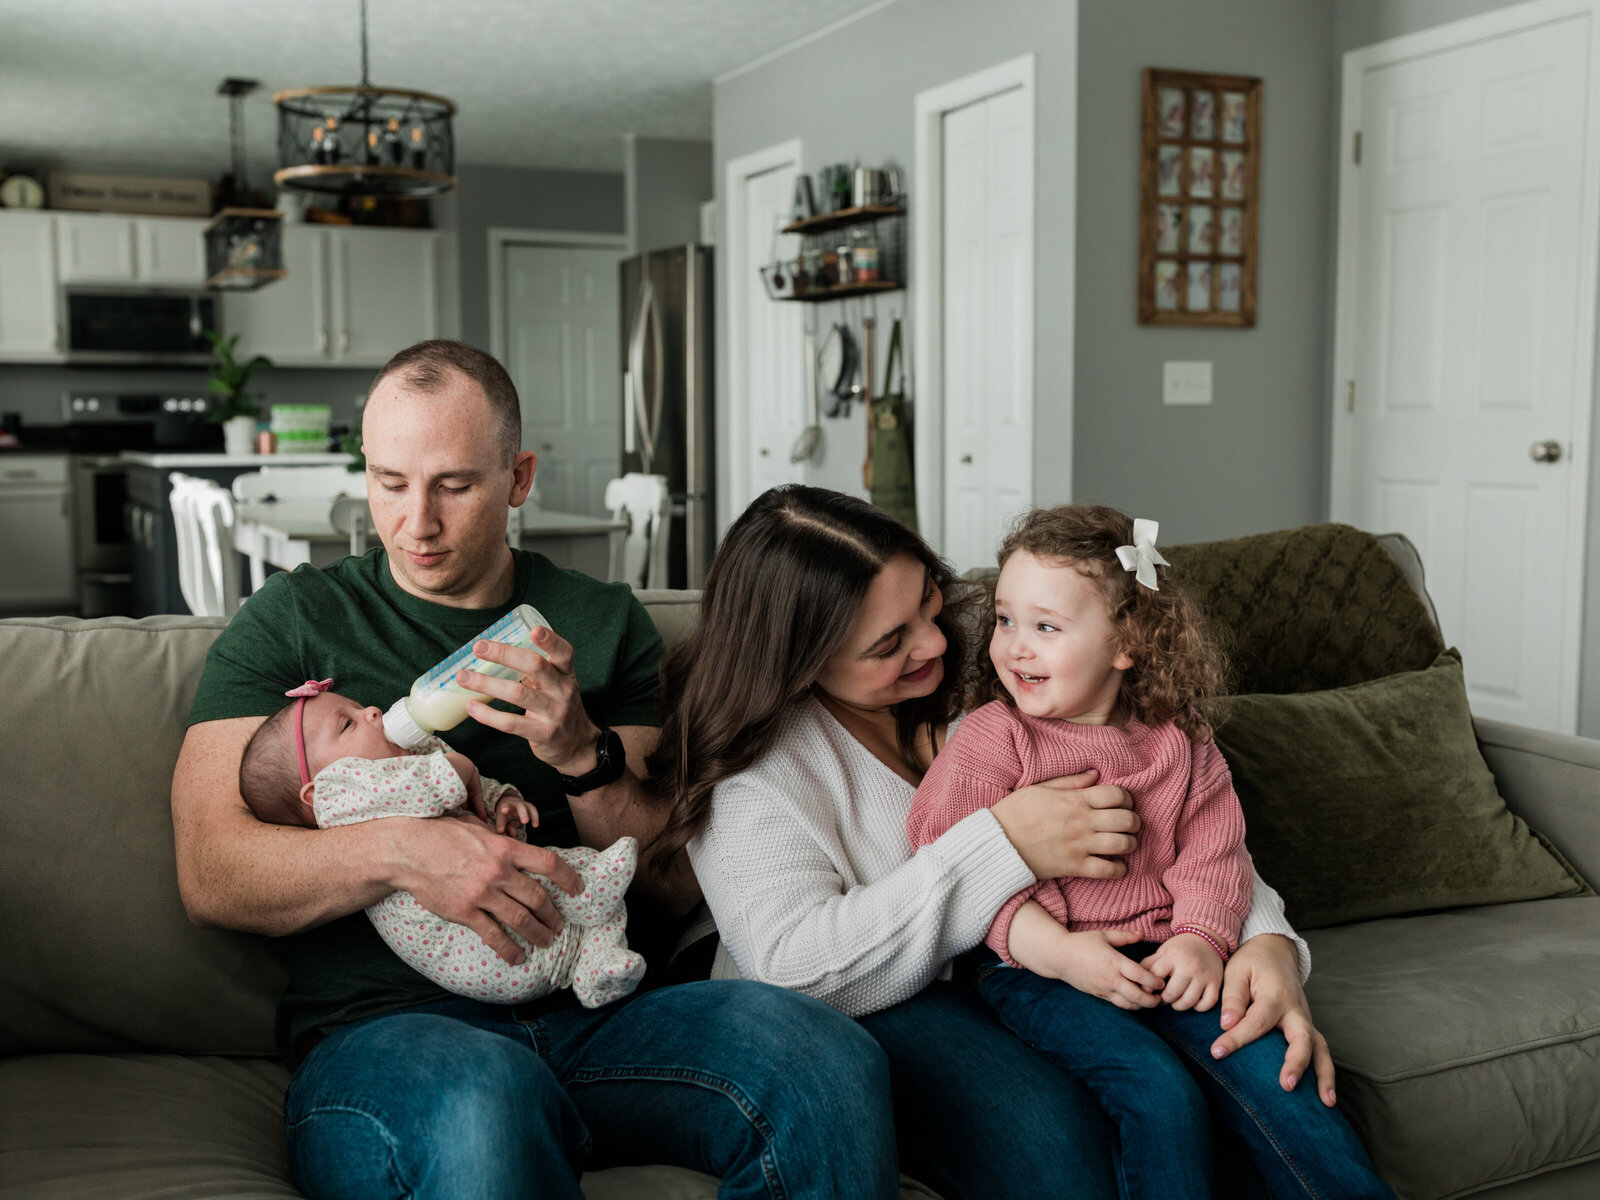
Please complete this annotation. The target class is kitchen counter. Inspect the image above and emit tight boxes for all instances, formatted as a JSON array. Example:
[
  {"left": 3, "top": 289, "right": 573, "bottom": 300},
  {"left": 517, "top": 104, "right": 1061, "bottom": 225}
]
[{"left": 120, "top": 451, "right": 357, "bottom": 468}]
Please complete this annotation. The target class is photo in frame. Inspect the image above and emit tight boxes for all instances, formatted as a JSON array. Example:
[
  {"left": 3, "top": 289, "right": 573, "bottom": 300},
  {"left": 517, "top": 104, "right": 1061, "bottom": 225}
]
[{"left": 1138, "top": 68, "right": 1261, "bottom": 326}]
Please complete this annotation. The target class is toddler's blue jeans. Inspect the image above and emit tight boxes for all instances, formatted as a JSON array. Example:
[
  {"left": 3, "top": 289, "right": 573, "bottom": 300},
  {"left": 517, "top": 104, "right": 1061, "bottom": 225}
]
[
  {"left": 976, "top": 949, "right": 1397, "bottom": 1200},
  {"left": 283, "top": 980, "right": 898, "bottom": 1200}
]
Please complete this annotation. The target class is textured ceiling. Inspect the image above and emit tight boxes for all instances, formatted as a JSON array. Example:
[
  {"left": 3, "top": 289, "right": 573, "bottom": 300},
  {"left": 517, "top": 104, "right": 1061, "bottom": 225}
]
[{"left": 0, "top": 0, "right": 884, "bottom": 178}]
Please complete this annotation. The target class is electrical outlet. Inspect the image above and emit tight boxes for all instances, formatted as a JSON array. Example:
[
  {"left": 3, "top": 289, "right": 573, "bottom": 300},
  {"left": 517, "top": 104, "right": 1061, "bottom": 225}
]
[{"left": 1163, "top": 361, "right": 1213, "bottom": 406}]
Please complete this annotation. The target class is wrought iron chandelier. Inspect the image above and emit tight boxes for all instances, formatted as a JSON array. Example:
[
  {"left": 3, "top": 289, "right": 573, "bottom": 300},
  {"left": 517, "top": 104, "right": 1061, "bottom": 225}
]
[
  {"left": 273, "top": 0, "right": 457, "bottom": 198},
  {"left": 205, "top": 77, "right": 285, "bottom": 291}
]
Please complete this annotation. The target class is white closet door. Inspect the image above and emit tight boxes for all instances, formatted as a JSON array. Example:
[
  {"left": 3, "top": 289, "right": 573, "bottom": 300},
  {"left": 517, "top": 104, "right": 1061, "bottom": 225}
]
[
  {"left": 504, "top": 244, "right": 622, "bottom": 516},
  {"left": 743, "top": 164, "right": 805, "bottom": 503},
  {"left": 1343, "top": 15, "right": 1591, "bottom": 730},
  {"left": 943, "top": 84, "right": 1033, "bottom": 572}
]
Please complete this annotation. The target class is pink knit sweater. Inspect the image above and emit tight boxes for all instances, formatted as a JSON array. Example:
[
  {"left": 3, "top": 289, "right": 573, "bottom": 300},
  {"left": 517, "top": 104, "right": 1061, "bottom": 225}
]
[{"left": 907, "top": 701, "right": 1251, "bottom": 966}]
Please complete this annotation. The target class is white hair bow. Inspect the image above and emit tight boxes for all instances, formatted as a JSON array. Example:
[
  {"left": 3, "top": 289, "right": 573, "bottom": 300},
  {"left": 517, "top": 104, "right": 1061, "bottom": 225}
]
[{"left": 1116, "top": 518, "right": 1169, "bottom": 591}]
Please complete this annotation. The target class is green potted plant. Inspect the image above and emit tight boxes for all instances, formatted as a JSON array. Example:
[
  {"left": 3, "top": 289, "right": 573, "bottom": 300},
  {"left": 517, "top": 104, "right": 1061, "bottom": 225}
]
[{"left": 204, "top": 332, "right": 272, "bottom": 457}]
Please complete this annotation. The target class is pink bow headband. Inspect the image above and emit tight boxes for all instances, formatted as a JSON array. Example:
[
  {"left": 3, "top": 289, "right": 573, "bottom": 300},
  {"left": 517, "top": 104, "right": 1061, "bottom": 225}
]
[{"left": 286, "top": 679, "right": 334, "bottom": 787}]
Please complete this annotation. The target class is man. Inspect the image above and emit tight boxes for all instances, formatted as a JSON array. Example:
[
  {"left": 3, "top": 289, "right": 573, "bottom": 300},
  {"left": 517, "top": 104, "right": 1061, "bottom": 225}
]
[{"left": 172, "top": 340, "right": 898, "bottom": 1199}]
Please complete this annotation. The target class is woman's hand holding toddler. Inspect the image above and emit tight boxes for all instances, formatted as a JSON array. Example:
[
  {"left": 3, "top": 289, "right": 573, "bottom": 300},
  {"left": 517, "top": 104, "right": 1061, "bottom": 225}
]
[{"left": 1143, "top": 931, "right": 1224, "bottom": 1011}]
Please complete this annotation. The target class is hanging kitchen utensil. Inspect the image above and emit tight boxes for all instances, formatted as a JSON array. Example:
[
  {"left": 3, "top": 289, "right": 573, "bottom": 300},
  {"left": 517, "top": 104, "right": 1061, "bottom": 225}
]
[
  {"left": 817, "top": 322, "right": 858, "bottom": 418},
  {"left": 791, "top": 327, "right": 823, "bottom": 463},
  {"left": 868, "top": 318, "right": 917, "bottom": 531},
  {"left": 861, "top": 316, "right": 876, "bottom": 490}
]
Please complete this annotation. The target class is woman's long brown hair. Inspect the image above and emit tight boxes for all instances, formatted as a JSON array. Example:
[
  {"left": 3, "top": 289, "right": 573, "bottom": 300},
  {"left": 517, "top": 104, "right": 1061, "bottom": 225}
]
[{"left": 644, "top": 485, "right": 974, "bottom": 873}]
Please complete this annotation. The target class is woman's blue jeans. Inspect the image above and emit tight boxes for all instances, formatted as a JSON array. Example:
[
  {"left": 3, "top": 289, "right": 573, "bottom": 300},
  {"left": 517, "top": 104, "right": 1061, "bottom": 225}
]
[
  {"left": 283, "top": 980, "right": 898, "bottom": 1200},
  {"left": 976, "top": 954, "right": 1396, "bottom": 1200}
]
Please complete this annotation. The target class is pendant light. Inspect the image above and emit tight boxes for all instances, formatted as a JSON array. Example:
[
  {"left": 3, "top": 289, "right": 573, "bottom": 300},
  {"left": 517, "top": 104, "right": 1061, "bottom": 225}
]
[
  {"left": 205, "top": 77, "right": 286, "bottom": 291},
  {"left": 273, "top": 0, "right": 457, "bottom": 198}
]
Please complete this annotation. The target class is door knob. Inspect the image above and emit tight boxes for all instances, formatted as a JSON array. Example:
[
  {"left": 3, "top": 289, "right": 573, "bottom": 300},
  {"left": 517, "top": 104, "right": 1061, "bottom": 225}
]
[
  {"left": 960, "top": 454, "right": 973, "bottom": 465},
  {"left": 759, "top": 447, "right": 770, "bottom": 457},
  {"left": 1531, "top": 440, "right": 1563, "bottom": 463}
]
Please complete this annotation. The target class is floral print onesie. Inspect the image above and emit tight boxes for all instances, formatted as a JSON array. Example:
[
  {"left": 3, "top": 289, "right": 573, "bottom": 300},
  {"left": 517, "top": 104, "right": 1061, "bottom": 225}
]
[{"left": 312, "top": 739, "right": 645, "bottom": 1008}]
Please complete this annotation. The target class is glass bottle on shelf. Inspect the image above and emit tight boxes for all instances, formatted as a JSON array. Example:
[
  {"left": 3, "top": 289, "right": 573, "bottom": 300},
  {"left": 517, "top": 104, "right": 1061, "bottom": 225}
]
[{"left": 849, "top": 226, "right": 880, "bottom": 283}]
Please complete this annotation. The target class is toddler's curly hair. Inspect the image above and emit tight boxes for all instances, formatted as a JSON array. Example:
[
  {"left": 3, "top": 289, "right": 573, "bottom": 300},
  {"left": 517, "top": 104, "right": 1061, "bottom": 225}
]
[{"left": 974, "top": 504, "right": 1229, "bottom": 742}]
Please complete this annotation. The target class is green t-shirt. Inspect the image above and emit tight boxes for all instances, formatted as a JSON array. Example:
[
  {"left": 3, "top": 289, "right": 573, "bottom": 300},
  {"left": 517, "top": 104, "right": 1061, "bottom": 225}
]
[{"left": 187, "top": 548, "right": 664, "bottom": 1059}]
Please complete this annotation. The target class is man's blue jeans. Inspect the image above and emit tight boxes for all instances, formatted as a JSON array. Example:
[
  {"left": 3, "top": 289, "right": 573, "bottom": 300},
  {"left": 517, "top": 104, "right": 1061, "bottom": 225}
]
[
  {"left": 283, "top": 981, "right": 898, "bottom": 1200},
  {"left": 977, "top": 954, "right": 1396, "bottom": 1200}
]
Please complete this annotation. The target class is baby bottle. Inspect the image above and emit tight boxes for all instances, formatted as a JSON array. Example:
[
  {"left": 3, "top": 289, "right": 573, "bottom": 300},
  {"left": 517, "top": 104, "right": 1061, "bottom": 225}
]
[{"left": 382, "top": 604, "right": 552, "bottom": 749}]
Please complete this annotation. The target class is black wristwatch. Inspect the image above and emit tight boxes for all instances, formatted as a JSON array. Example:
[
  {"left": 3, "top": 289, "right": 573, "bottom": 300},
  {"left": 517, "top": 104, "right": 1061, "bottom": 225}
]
[{"left": 558, "top": 727, "right": 627, "bottom": 795}]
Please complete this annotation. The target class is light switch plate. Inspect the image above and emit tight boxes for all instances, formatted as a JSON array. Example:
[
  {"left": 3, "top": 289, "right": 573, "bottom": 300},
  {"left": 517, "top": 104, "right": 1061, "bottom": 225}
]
[{"left": 1163, "top": 361, "right": 1213, "bottom": 406}]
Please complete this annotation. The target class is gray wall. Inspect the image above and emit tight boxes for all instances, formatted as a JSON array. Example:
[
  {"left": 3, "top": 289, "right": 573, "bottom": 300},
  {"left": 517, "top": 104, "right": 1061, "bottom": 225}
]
[
  {"left": 453, "top": 164, "right": 626, "bottom": 351},
  {"left": 714, "top": 0, "right": 1336, "bottom": 542},
  {"left": 1333, "top": 0, "right": 1600, "bottom": 735},
  {"left": 627, "top": 136, "right": 713, "bottom": 255}
]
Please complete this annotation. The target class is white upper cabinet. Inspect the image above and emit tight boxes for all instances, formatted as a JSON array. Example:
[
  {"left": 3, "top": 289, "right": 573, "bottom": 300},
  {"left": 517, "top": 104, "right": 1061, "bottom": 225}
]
[
  {"left": 222, "top": 227, "right": 331, "bottom": 365},
  {"left": 331, "top": 228, "right": 438, "bottom": 366},
  {"left": 136, "top": 218, "right": 207, "bottom": 285},
  {"left": 226, "top": 226, "right": 445, "bottom": 367},
  {"left": 0, "top": 212, "right": 62, "bottom": 359},
  {"left": 55, "top": 212, "right": 206, "bottom": 287},
  {"left": 56, "top": 214, "right": 137, "bottom": 283}
]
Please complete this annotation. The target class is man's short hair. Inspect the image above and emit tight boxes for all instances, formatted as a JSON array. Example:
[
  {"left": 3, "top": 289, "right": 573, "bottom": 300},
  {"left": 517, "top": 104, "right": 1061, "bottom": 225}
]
[{"left": 366, "top": 340, "right": 522, "bottom": 465}]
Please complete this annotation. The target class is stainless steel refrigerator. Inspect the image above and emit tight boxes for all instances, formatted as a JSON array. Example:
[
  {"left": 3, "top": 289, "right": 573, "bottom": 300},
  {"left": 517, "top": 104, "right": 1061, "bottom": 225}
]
[{"left": 620, "top": 245, "right": 714, "bottom": 588}]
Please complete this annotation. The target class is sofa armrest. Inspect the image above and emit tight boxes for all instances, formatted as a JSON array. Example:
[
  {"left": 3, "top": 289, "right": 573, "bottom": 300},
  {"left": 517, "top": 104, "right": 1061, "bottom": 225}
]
[{"left": 1476, "top": 717, "right": 1600, "bottom": 887}]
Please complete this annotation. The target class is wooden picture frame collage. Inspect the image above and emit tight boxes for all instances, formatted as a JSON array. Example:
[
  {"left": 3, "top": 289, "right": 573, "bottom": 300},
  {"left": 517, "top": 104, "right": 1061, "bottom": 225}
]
[{"left": 1138, "top": 68, "right": 1262, "bottom": 327}]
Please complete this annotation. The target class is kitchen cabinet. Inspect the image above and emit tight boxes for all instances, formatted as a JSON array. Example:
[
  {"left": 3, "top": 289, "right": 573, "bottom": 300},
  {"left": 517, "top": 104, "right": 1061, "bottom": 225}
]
[
  {"left": 0, "top": 212, "right": 62, "bottom": 360},
  {"left": 225, "top": 226, "right": 443, "bottom": 367},
  {"left": 55, "top": 212, "right": 206, "bottom": 287},
  {"left": 0, "top": 455, "right": 76, "bottom": 612}
]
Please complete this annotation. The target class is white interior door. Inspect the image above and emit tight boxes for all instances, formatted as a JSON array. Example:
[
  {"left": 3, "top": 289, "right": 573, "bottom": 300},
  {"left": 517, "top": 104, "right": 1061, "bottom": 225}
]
[
  {"left": 503, "top": 243, "right": 622, "bottom": 517},
  {"left": 942, "top": 84, "right": 1034, "bottom": 573},
  {"left": 741, "top": 164, "right": 805, "bottom": 504},
  {"left": 1335, "top": 7, "right": 1597, "bottom": 732}
]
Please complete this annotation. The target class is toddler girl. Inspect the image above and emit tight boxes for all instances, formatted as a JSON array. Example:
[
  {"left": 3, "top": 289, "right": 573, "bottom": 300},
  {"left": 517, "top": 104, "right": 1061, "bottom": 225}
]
[
  {"left": 239, "top": 679, "right": 645, "bottom": 1009},
  {"left": 907, "top": 506, "right": 1393, "bottom": 1200}
]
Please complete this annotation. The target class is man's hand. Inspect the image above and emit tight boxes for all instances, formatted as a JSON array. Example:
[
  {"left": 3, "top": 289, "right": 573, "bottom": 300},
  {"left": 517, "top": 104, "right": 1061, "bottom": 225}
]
[
  {"left": 442, "top": 751, "right": 488, "bottom": 821},
  {"left": 389, "top": 814, "right": 582, "bottom": 963},
  {"left": 457, "top": 627, "right": 598, "bottom": 773},
  {"left": 1212, "top": 933, "right": 1338, "bottom": 1106},
  {"left": 1142, "top": 932, "right": 1223, "bottom": 1011},
  {"left": 990, "top": 770, "right": 1141, "bottom": 881}
]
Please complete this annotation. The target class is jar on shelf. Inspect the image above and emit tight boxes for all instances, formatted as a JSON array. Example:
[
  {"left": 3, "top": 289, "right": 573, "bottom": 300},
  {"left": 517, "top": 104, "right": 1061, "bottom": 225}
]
[{"left": 849, "top": 226, "right": 881, "bottom": 283}]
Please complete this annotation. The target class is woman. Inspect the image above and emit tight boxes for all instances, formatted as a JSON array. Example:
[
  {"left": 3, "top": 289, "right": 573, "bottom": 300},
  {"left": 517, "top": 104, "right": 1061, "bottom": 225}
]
[{"left": 647, "top": 487, "right": 1336, "bottom": 1198}]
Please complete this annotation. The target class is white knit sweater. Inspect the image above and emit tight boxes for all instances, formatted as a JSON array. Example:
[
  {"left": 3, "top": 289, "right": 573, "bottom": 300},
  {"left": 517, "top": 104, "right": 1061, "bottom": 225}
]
[{"left": 688, "top": 696, "right": 1311, "bottom": 1019}]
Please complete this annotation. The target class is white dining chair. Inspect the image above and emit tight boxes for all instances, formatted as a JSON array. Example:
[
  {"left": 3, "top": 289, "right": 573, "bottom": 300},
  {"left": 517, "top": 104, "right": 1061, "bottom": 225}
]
[
  {"left": 234, "top": 464, "right": 371, "bottom": 581},
  {"left": 604, "top": 473, "right": 671, "bottom": 589},
  {"left": 169, "top": 473, "right": 241, "bottom": 617}
]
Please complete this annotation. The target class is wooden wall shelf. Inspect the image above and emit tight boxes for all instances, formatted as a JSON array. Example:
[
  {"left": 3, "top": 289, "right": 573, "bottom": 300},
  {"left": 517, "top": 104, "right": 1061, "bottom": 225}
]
[
  {"left": 777, "top": 280, "right": 903, "bottom": 304},
  {"left": 782, "top": 204, "right": 904, "bottom": 237}
]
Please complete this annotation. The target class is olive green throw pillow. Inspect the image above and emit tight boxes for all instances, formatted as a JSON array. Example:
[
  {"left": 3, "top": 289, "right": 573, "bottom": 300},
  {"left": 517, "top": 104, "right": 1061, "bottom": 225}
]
[{"left": 1210, "top": 650, "right": 1592, "bottom": 929}]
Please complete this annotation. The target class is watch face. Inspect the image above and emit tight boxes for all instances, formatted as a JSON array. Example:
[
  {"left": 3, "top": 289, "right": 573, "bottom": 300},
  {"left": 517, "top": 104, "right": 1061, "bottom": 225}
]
[{"left": 0, "top": 175, "right": 44, "bottom": 209}]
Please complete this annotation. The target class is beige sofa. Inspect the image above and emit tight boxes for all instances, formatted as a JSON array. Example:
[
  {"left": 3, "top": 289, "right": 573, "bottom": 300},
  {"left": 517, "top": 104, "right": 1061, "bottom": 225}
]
[{"left": 2, "top": 549, "right": 1598, "bottom": 1199}]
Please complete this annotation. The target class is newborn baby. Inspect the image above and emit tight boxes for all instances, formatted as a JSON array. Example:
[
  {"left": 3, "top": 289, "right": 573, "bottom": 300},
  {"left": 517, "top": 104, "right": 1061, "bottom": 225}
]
[{"left": 238, "top": 679, "right": 645, "bottom": 1008}]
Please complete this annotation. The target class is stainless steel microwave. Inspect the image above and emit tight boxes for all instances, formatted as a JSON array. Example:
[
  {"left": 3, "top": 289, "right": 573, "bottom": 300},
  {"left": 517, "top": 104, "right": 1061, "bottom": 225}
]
[{"left": 63, "top": 287, "right": 218, "bottom": 364}]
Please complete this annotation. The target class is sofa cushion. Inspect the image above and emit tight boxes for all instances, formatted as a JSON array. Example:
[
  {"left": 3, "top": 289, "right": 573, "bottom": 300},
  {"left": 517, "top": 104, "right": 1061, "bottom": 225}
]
[
  {"left": 0, "top": 617, "right": 286, "bottom": 1057},
  {"left": 1164, "top": 523, "right": 1446, "bottom": 695},
  {"left": 0, "top": 1053, "right": 734, "bottom": 1199},
  {"left": 1306, "top": 898, "right": 1600, "bottom": 1200},
  {"left": 1211, "top": 650, "right": 1591, "bottom": 929}
]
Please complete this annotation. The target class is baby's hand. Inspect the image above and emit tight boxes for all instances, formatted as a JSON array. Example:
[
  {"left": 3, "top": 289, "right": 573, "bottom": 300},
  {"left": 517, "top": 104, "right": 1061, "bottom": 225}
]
[
  {"left": 493, "top": 791, "right": 539, "bottom": 837},
  {"left": 1047, "top": 929, "right": 1165, "bottom": 1012},
  {"left": 443, "top": 751, "right": 487, "bottom": 821},
  {"left": 1142, "top": 932, "right": 1225, "bottom": 1011}
]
